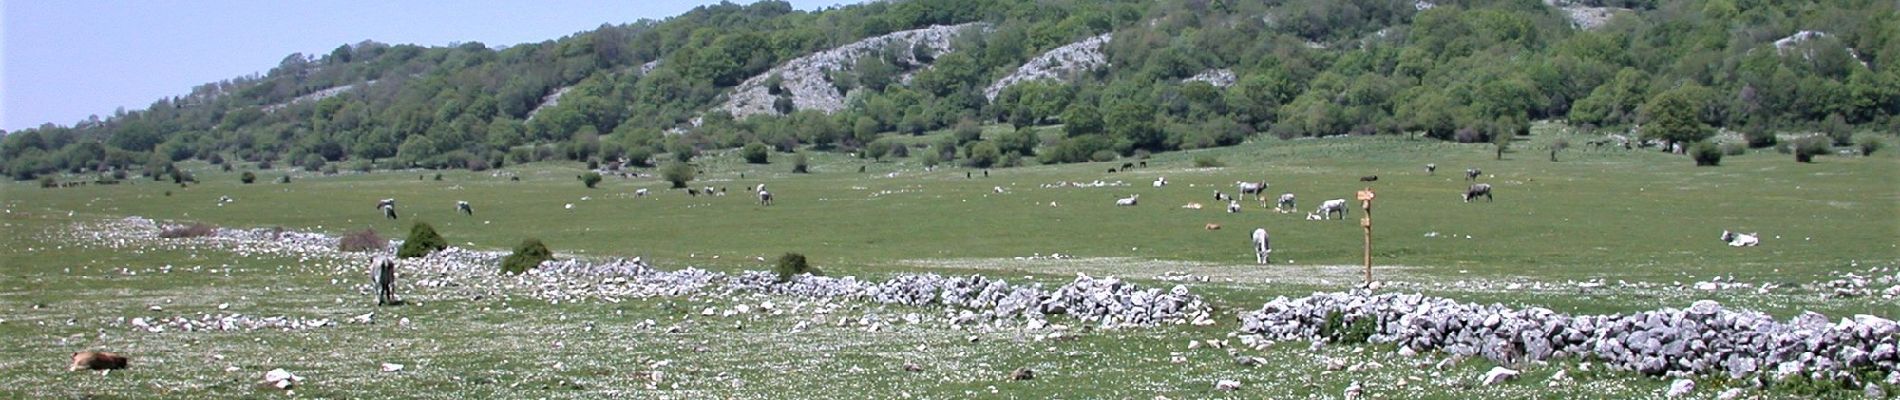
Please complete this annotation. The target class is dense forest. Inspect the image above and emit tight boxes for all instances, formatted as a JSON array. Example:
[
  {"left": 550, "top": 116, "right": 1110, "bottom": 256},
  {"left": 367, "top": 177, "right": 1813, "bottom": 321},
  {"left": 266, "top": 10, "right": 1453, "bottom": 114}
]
[{"left": 4, "top": 0, "right": 1897, "bottom": 180}]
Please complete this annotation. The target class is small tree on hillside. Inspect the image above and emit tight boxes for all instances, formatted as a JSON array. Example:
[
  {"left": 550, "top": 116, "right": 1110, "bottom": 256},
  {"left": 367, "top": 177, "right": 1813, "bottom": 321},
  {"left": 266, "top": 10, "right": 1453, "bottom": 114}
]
[
  {"left": 661, "top": 161, "right": 694, "bottom": 188},
  {"left": 397, "top": 222, "right": 448, "bottom": 258},
  {"left": 1640, "top": 88, "right": 1714, "bottom": 145},
  {"left": 742, "top": 142, "right": 771, "bottom": 164}
]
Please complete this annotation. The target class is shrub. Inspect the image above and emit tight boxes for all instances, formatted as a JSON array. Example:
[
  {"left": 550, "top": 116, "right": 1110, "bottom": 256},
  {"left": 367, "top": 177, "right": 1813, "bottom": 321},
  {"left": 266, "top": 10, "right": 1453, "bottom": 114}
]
[
  {"left": 1743, "top": 125, "right": 1777, "bottom": 148},
  {"left": 240, "top": 171, "right": 256, "bottom": 184},
  {"left": 221, "top": 163, "right": 233, "bottom": 172},
  {"left": 158, "top": 223, "right": 217, "bottom": 239},
  {"left": 1719, "top": 142, "right": 1746, "bottom": 156},
  {"left": 1856, "top": 134, "right": 1884, "bottom": 156},
  {"left": 1690, "top": 141, "right": 1722, "bottom": 166},
  {"left": 580, "top": 172, "right": 603, "bottom": 188},
  {"left": 276, "top": 175, "right": 291, "bottom": 184},
  {"left": 888, "top": 143, "right": 910, "bottom": 158},
  {"left": 499, "top": 238, "right": 553, "bottom": 275},
  {"left": 1193, "top": 154, "right": 1224, "bottom": 168},
  {"left": 774, "top": 252, "right": 821, "bottom": 282},
  {"left": 338, "top": 228, "right": 387, "bottom": 252},
  {"left": 111, "top": 170, "right": 127, "bottom": 180},
  {"left": 396, "top": 222, "right": 448, "bottom": 258},
  {"left": 1318, "top": 310, "right": 1377, "bottom": 344},
  {"left": 1794, "top": 137, "right": 1830, "bottom": 163},
  {"left": 742, "top": 142, "right": 770, "bottom": 164},
  {"left": 792, "top": 153, "right": 809, "bottom": 173},
  {"left": 39, "top": 176, "right": 56, "bottom": 188},
  {"left": 586, "top": 159, "right": 600, "bottom": 170},
  {"left": 661, "top": 161, "right": 694, "bottom": 188},
  {"left": 433, "top": 173, "right": 443, "bottom": 181}
]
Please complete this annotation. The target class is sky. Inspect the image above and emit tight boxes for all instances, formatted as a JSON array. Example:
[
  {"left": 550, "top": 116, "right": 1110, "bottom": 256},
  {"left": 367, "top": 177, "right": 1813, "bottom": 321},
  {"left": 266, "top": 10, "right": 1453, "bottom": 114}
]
[{"left": 1, "top": 0, "right": 855, "bottom": 132}]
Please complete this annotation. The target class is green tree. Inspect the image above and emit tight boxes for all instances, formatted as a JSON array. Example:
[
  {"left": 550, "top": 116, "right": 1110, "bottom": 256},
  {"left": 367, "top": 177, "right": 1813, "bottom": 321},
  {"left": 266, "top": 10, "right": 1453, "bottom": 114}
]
[
  {"left": 742, "top": 142, "right": 771, "bottom": 164},
  {"left": 1640, "top": 87, "right": 1714, "bottom": 145},
  {"left": 580, "top": 172, "right": 602, "bottom": 188},
  {"left": 499, "top": 238, "right": 553, "bottom": 275},
  {"left": 661, "top": 161, "right": 694, "bottom": 188},
  {"left": 964, "top": 141, "right": 1001, "bottom": 168},
  {"left": 1062, "top": 104, "right": 1104, "bottom": 137}
]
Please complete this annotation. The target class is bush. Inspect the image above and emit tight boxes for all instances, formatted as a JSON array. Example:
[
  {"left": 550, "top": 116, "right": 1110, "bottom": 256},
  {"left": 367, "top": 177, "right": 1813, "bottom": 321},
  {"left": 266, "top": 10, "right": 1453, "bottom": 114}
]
[
  {"left": 1089, "top": 150, "right": 1118, "bottom": 162},
  {"left": 1794, "top": 137, "right": 1831, "bottom": 163},
  {"left": 774, "top": 252, "right": 821, "bottom": 282},
  {"left": 111, "top": 170, "right": 127, "bottom": 180},
  {"left": 742, "top": 142, "right": 771, "bottom": 164},
  {"left": 586, "top": 159, "right": 600, "bottom": 170},
  {"left": 580, "top": 172, "right": 603, "bottom": 188},
  {"left": 240, "top": 171, "right": 256, "bottom": 184},
  {"left": 433, "top": 173, "right": 443, "bottom": 181},
  {"left": 499, "top": 238, "right": 553, "bottom": 275},
  {"left": 1318, "top": 310, "right": 1377, "bottom": 344},
  {"left": 276, "top": 175, "right": 291, "bottom": 184},
  {"left": 338, "top": 228, "right": 387, "bottom": 252},
  {"left": 1720, "top": 142, "right": 1746, "bottom": 156},
  {"left": 661, "top": 161, "right": 694, "bottom": 188},
  {"left": 396, "top": 222, "right": 448, "bottom": 258},
  {"left": 1193, "top": 154, "right": 1224, "bottom": 168},
  {"left": 39, "top": 176, "right": 56, "bottom": 188},
  {"left": 1690, "top": 141, "right": 1722, "bottom": 166},
  {"left": 158, "top": 223, "right": 217, "bottom": 239},
  {"left": 1743, "top": 125, "right": 1777, "bottom": 148},
  {"left": 792, "top": 152, "right": 809, "bottom": 173},
  {"left": 1856, "top": 134, "right": 1884, "bottom": 156}
]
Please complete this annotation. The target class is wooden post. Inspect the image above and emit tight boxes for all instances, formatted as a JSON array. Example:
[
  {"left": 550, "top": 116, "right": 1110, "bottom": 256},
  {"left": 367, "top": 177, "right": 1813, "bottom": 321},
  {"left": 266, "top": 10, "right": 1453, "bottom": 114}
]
[{"left": 1356, "top": 187, "right": 1376, "bottom": 287}]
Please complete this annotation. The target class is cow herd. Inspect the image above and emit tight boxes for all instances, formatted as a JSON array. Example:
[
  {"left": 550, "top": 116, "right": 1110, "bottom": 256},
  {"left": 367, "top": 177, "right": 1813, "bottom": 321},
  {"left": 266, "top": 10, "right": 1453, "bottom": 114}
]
[{"left": 1106, "top": 163, "right": 1502, "bottom": 266}]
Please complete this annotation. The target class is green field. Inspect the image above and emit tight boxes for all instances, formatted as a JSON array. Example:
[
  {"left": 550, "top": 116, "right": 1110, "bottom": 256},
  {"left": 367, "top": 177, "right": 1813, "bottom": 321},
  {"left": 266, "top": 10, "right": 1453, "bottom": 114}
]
[{"left": 4, "top": 128, "right": 1897, "bottom": 398}]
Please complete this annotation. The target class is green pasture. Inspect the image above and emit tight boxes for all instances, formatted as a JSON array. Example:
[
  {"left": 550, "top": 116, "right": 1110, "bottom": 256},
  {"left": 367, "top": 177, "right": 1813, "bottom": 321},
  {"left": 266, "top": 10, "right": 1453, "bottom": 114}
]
[{"left": 2, "top": 128, "right": 1896, "bottom": 398}]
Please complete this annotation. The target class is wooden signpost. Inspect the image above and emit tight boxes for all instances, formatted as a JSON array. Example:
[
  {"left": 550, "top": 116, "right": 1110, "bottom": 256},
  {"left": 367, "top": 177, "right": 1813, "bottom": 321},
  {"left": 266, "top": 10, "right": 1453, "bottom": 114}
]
[{"left": 1357, "top": 187, "right": 1376, "bottom": 287}]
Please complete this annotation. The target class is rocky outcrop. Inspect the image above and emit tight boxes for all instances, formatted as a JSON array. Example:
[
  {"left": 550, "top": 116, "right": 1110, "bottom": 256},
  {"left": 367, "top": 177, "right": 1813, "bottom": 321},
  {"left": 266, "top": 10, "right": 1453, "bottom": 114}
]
[
  {"left": 262, "top": 81, "right": 373, "bottom": 113},
  {"left": 718, "top": 23, "right": 984, "bottom": 119},
  {"left": 1183, "top": 69, "right": 1236, "bottom": 88},
  {"left": 1542, "top": 0, "right": 1627, "bottom": 30},
  {"left": 984, "top": 33, "right": 1113, "bottom": 101}
]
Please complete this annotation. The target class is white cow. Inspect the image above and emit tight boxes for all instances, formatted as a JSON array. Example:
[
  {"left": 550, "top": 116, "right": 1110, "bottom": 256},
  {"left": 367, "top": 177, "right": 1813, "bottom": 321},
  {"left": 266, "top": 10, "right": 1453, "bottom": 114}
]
[
  {"left": 1115, "top": 194, "right": 1139, "bottom": 206},
  {"left": 1227, "top": 200, "right": 1242, "bottom": 213},
  {"left": 1721, "top": 231, "right": 1760, "bottom": 247},
  {"left": 635, "top": 188, "right": 650, "bottom": 197},
  {"left": 1237, "top": 181, "right": 1267, "bottom": 201},
  {"left": 1317, "top": 199, "right": 1348, "bottom": 220},
  {"left": 1275, "top": 193, "right": 1296, "bottom": 213},
  {"left": 1463, "top": 184, "right": 1493, "bottom": 203},
  {"left": 759, "top": 190, "right": 774, "bottom": 206},
  {"left": 1252, "top": 228, "right": 1272, "bottom": 264},
  {"left": 1153, "top": 177, "right": 1167, "bottom": 188},
  {"left": 455, "top": 200, "right": 473, "bottom": 216},
  {"left": 376, "top": 198, "right": 398, "bottom": 219}
]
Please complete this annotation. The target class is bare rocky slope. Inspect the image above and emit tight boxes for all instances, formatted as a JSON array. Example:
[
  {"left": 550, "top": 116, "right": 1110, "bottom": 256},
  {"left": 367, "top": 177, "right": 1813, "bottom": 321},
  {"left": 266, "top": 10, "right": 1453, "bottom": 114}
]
[{"left": 717, "top": 23, "right": 985, "bottom": 119}]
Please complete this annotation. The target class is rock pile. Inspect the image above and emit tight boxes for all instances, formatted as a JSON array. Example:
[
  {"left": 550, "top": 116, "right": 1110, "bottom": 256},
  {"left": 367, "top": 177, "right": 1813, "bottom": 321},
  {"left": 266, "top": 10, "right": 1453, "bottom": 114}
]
[
  {"left": 1238, "top": 292, "right": 1899, "bottom": 384},
  {"left": 125, "top": 314, "right": 335, "bottom": 333}
]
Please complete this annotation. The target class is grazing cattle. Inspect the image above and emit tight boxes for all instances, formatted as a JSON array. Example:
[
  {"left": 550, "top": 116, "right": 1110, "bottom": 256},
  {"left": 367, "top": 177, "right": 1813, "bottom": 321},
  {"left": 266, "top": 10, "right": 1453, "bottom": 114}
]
[
  {"left": 1121, "top": 162, "right": 1135, "bottom": 170},
  {"left": 1721, "top": 230, "right": 1760, "bottom": 247},
  {"left": 1139, "top": 161, "right": 1147, "bottom": 168},
  {"left": 456, "top": 201, "right": 473, "bottom": 216},
  {"left": 1237, "top": 181, "right": 1267, "bottom": 201},
  {"left": 1115, "top": 194, "right": 1139, "bottom": 206},
  {"left": 758, "top": 190, "right": 774, "bottom": 206},
  {"left": 1251, "top": 228, "right": 1272, "bottom": 264},
  {"left": 1214, "top": 191, "right": 1232, "bottom": 202},
  {"left": 376, "top": 199, "right": 398, "bottom": 220},
  {"left": 1360, "top": 175, "right": 1378, "bottom": 182},
  {"left": 1153, "top": 177, "right": 1167, "bottom": 188},
  {"left": 1426, "top": 163, "right": 1437, "bottom": 175},
  {"left": 686, "top": 188, "right": 699, "bottom": 197},
  {"left": 370, "top": 257, "right": 397, "bottom": 306},
  {"left": 635, "top": 188, "right": 650, "bottom": 198},
  {"left": 1465, "top": 168, "right": 1482, "bottom": 181},
  {"left": 1317, "top": 199, "right": 1348, "bottom": 220},
  {"left": 69, "top": 351, "right": 128, "bottom": 371},
  {"left": 217, "top": 195, "right": 234, "bottom": 206},
  {"left": 1227, "top": 200, "right": 1242, "bottom": 213},
  {"left": 1275, "top": 193, "right": 1297, "bottom": 213},
  {"left": 1463, "top": 183, "right": 1493, "bottom": 203},
  {"left": 1205, "top": 223, "right": 1221, "bottom": 230},
  {"left": 1107, "top": 168, "right": 1117, "bottom": 173}
]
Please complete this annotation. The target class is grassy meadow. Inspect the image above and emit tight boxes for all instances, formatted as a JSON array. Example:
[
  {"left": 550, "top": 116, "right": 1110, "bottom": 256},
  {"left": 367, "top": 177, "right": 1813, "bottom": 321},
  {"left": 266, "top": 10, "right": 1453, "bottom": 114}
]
[{"left": 3, "top": 125, "right": 1896, "bottom": 398}]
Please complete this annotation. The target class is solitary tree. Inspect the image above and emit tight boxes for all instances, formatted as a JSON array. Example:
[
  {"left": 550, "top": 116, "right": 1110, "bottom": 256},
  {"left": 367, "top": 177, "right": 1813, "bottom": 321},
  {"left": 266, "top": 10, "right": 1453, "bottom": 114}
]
[
  {"left": 661, "top": 161, "right": 694, "bottom": 188},
  {"left": 1640, "top": 87, "right": 1714, "bottom": 146}
]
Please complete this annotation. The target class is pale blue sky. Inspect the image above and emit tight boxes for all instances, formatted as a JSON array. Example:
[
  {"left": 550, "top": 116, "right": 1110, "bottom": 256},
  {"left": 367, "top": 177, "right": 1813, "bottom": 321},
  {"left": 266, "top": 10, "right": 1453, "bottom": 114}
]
[{"left": 1, "top": 0, "right": 854, "bottom": 132}]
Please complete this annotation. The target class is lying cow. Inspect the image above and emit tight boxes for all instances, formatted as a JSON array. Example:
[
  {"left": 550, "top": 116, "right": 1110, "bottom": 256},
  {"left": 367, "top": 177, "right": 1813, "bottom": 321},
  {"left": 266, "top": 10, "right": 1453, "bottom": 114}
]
[{"left": 1721, "top": 230, "right": 1760, "bottom": 247}]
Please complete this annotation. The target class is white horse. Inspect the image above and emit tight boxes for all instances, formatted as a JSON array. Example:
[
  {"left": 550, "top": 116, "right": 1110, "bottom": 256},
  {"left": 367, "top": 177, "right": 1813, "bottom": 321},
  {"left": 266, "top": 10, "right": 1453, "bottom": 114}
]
[{"left": 1252, "top": 228, "right": 1272, "bottom": 264}]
